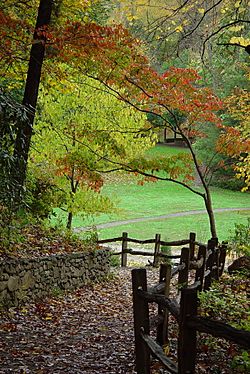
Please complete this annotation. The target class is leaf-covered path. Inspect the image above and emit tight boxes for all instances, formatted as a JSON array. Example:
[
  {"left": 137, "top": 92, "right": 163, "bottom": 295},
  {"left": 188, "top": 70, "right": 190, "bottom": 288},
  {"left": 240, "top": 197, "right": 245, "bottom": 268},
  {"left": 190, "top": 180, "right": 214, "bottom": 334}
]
[
  {"left": 0, "top": 268, "right": 159, "bottom": 374},
  {"left": 0, "top": 267, "right": 244, "bottom": 373}
]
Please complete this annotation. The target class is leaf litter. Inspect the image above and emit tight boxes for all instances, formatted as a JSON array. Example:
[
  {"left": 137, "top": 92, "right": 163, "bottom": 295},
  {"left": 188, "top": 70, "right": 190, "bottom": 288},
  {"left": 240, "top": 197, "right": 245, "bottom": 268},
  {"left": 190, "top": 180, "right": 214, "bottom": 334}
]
[
  {"left": 0, "top": 268, "right": 157, "bottom": 373},
  {"left": 0, "top": 267, "right": 248, "bottom": 373}
]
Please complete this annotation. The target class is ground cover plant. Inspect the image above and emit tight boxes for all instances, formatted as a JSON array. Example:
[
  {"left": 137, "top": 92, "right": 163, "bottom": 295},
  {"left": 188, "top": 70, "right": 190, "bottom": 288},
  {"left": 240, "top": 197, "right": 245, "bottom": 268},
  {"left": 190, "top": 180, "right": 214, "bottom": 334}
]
[
  {"left": 0, "top": 223, "right": 96, "bottom": 259},
  {"left": 198, "top": 272, "right": 250, "bottom": 373}
]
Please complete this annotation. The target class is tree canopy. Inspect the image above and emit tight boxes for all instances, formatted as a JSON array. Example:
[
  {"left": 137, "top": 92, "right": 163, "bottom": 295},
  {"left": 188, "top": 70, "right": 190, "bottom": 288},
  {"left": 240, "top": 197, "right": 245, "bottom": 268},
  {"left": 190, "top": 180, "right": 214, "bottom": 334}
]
[{"left": 31, "top": 78, "right": 155, "bottom": 227}]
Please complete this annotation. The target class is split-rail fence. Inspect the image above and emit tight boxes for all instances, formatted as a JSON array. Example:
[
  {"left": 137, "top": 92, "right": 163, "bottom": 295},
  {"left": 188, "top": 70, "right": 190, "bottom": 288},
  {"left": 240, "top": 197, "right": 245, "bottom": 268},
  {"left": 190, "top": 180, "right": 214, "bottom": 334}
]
[
  {"left": 98, "top": 232, "right": 200, "bottom": 268},
  {"left": 131, "top": 240, "right": 250, "bottom": 373}
]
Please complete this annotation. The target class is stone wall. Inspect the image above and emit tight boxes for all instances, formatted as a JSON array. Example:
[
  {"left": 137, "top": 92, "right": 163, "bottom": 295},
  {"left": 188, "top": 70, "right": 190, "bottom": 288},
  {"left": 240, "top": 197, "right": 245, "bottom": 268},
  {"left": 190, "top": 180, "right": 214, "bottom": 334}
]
[{"left": 0, "top": 248, "right": 110, "bottom": 307}]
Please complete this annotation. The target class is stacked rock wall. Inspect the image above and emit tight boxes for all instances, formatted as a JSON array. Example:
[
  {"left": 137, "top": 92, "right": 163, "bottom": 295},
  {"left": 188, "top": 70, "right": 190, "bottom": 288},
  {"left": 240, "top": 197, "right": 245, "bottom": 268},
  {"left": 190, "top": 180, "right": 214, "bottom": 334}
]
[{"left": 0, "top": 249, "right": 110, "bottom": 307}]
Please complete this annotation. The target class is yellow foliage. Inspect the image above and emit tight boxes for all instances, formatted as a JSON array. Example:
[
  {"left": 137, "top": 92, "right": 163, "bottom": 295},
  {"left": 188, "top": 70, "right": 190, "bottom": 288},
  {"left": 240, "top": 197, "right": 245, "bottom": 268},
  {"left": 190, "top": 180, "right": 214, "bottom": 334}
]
[
  {"left": 163, "top": 344, "right": 170, "bottom": 356},
  {"left": 127, "top": 14, "right": 139, "bottom": 21},
  {"left": 198, "top": 8, "right": 205, "bottom": 14},
  {"left": 228, "top": 25, "right": 244, "bottom": 32},
  {"left": 175, "top": 25, "right": 183, "bottom": 33},
  {"left": 225, "top": 87, "right": 250, "bottom": 190},
  {"left": 230, "top": 36, "right": 250, "bottom": 47}
]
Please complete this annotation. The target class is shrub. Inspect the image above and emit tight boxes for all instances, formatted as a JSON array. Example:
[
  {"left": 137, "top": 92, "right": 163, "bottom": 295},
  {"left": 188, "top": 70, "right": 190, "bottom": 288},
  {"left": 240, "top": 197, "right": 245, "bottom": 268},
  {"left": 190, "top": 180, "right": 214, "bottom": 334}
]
[
  {"left": 198, "top": 273, "right": 249, "bottom": 372},
  {"left": 228, "top": 218, "right": 250, "bottom": 257}
]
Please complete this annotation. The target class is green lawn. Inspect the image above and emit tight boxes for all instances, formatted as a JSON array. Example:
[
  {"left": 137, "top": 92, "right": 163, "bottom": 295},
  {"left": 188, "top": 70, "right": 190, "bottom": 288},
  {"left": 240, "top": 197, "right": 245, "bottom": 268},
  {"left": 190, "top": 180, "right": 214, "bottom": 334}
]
[
  {"left": 85, "top": 210, "right": 249, "bottom": 243},
  {"left": 52, "top": 145, "right": 250, "bottom": 243}
]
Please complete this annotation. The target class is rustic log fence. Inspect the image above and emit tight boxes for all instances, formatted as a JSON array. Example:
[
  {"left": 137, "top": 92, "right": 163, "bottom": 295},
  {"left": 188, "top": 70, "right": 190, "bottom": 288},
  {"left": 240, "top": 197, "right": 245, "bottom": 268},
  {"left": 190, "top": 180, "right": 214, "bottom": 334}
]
[
  {"left": 98, "top": 232, "right": 228, "bottom": 292},
  {"left": 132, "top": 266, "right": 250, "bottom": 374},
  {"left": 98, "top": 232, "right": 197, "bottom": 267}
]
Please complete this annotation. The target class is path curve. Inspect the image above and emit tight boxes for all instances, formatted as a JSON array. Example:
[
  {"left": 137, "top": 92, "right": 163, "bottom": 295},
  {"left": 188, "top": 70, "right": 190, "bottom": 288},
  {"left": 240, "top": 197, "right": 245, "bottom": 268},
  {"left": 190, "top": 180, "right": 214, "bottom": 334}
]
[{"left": 75, "top": 207, "right": 250, "bottom": 232}]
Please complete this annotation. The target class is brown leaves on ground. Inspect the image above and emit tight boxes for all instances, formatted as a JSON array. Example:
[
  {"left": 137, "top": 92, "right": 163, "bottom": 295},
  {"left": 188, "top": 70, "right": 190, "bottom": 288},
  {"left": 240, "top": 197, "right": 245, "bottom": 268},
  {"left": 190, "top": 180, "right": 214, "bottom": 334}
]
[
  {"left": 0, "top": 268, "right": 247, "bottom": 373},
  {"left": 0, "top": 225, "right": 94, "bottom": 259},
  {"left": 0, "top": 268, "right": 141, "bottom": 373}
]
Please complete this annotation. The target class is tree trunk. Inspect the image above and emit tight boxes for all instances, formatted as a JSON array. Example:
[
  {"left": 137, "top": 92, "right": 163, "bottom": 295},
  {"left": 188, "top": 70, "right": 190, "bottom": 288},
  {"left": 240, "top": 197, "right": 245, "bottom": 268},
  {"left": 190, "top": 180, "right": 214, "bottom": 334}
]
[
  {"left": 183, "top": 133, "right": 218, "bottom": 239},
  {"left": 203, "top": 189, "right": 217, "bottom": 239},
  {"left": 67, "top": 212, "right": 73, "bottom": 230},
  {"left": 13, "top": 0, "right": 53, "bottom": 200}
]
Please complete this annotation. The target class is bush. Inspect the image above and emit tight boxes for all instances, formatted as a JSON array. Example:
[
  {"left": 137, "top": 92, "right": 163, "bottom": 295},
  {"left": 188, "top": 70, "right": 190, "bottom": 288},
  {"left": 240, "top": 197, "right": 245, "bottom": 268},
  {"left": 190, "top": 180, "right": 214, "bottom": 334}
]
[
  {"left": 25, "top": 171, "right": 65, "bottom": 220},
  {"left": 228, "top": 218, "right": 250, "bottom": 257},
  {"left": 0, "top": 205, "right": 31, "bottom": 253},
  {"left": 198, "top": 273, "right": 249, "bottom": 372}
]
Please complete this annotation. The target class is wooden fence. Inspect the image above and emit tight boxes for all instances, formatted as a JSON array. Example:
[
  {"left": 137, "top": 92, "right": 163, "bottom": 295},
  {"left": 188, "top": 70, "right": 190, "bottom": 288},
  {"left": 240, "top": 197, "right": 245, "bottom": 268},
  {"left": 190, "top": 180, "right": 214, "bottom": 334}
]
[
  {"left": 98, "top": 232, "right": 198, "bottom": 267},
  {"left": 132, "top": 263, "right": 250, "bottom": 373}
]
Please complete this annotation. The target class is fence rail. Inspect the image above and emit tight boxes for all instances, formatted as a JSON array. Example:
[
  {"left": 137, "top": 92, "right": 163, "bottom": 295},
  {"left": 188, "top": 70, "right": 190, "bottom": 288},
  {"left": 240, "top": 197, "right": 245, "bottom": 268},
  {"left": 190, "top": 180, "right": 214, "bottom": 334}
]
[
  {"left": 132, "top": 266, "right": 250, "bottom": 374},
  {"left": 98, "top": 232, "right": 198, "bottom": 267}
]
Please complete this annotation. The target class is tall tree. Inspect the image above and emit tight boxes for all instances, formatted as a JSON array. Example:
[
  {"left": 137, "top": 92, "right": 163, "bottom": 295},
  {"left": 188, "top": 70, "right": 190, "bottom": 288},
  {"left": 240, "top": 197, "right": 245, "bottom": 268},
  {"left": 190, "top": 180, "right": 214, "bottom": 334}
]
[
  {"left": 12, "top": 0, "right": 53, "bottom": 200},
  {"left": 0, "top": 0, "right": 236, "bottom": 239}
]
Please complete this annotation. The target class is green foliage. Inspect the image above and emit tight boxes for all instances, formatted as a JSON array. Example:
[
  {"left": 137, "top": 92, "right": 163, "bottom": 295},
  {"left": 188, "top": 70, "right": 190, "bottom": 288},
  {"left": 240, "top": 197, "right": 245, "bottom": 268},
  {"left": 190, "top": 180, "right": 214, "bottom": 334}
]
[
  {"left": 160, "top": 238, "right": 172, "bottom": 265},
  {"left": 199, "top": 273, "right": 249, "bottom": 372},
  {"left": 0, "top": 90, "right": 29, "bottom": 210},
  {"left": 199, "top": 274, "right": 249, "bottom": 329},
  {"left": 0, "top": 205, "right": 39, "bottom": 253},
  {"left": 110, "top": 253, "right": 120, "bottom": 267},
  {"left": 80, "top": 227, "right": 99, "bottom": 246},
  {"left": 85, "top": 0, "right": 115, "bottom": 25},
  {"left": 25, "top": 169, "right": 65, "bottom": 220},
  {"left": 194, "top": 123, "right": 245, "bottom": 191},
  {"left": 228, "top": 218, "right": 250, "bottom": 257},
  {"left": 50, "top": 287, "right": 65, "bottom": 298},
  {"left": 31, "top": 78, "right": 155, "bottom": 228},
  {"left": 231, "top": 351, "right": 250, "bottom": 373}
]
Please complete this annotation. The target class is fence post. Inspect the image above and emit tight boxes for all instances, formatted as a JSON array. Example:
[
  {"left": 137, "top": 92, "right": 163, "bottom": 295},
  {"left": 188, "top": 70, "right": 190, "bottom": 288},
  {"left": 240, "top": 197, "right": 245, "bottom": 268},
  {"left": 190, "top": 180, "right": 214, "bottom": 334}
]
[
  {"left": 204, "top": 238, "right": 217, "bottom": 290},
  {"left": 121, "top": 232, "right": 128, "bottom": 267},
  {"left": 211, "top": 237, "right": 219, "bottom": 281},
  {"left": 153, "top": 233, "right": 161, "bottom": 267},
  {"left": 189, "top": 232, "right": 196, "bottom": 260},
  {"left": 195, "top": 245, "right": 207, "bottom": 291},
  {"left": 218, "top": 242, "right": 227, "bottom": 277},
  {"left": 178, "top": 287, "right": 198, "bottom": 374},
  {"left": 162, "top": 265, "right": 171, "bottom": 346},
  {"left": 132, "top": 269, "right": 150, "bottom": 374},
  {"left": 156, "top": 264, "right": 171, "bottom": 345},
  {"left": 178, "top": 247, "right": 190, "bottom": 290}
]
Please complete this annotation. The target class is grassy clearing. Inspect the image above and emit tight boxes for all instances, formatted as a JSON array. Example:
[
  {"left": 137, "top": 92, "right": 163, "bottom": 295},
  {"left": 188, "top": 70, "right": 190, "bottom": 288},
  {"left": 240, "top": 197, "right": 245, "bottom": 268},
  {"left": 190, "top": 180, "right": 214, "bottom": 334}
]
[
  {"left": 145, "top": 143, "right": 189, "bottom": 157},
  {"left": 52, "top": 145, "right": 250, "bottom": 242},
  {"left": 64, "top": 182, "right": 249, "bottom": 228},
  {"left": 83, "top": 210, "right": 249, "bottom": 243}
]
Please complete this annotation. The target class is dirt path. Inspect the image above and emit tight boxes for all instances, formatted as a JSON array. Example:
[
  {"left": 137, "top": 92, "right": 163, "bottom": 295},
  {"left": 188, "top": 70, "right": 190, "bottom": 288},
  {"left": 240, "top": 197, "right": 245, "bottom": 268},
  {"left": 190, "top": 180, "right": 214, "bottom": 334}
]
[
  {"left": 0, "top": 267, "right": 239, "bottom": 374},
  {"left": 0, "top": 268, "right": 159, "bottom": 374},
  {"left": 76, "top": 207, "right": 250, "bottom": 232}
]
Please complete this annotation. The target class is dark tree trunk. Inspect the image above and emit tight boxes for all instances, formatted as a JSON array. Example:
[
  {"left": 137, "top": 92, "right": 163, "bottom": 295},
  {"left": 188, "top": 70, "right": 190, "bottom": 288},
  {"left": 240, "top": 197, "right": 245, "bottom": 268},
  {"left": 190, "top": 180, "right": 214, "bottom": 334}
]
[
  {"left": 183, "top": 132, "right": 218, "bottom": 239},
  {"left": 67, "top": 212, "right": 73, "bottom": 230},
  {"left": 13, "top": 0, "right": 53, "bottom": 199}
]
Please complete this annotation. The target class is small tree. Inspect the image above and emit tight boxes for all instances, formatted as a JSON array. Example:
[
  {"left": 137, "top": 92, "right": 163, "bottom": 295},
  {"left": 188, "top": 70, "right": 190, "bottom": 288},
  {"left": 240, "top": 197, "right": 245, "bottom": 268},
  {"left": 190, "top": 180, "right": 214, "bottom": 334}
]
[
  {"left": 31, "top": 79, "right": 155, "bottom": 228},
  {"left": 88, "top": 67, "right": 224, "bottom": 239}
]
